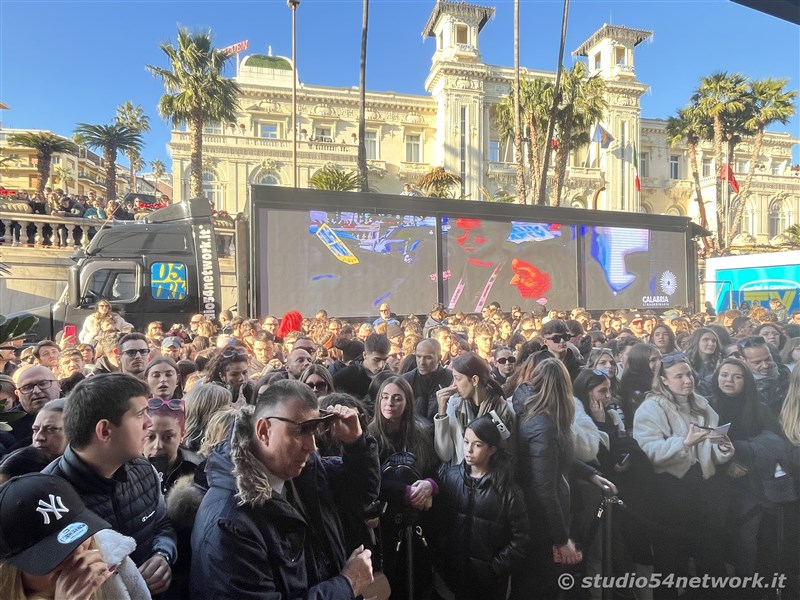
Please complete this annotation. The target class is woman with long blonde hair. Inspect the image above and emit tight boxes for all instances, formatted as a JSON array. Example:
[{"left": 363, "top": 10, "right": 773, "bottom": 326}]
[{"left": 780, "top": 366, "right": 800, "bottom": 446}]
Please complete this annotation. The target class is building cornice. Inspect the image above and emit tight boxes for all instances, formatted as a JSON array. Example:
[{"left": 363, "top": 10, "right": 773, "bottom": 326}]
[
  {"left": 573, "top": 24, "right": 654, "bottom": 57},
  {"left": 422, "top": 1, "right": 495, "bottom": 37}
]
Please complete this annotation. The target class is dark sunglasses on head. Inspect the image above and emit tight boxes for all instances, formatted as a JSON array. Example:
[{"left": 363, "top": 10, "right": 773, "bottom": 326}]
[
  {"left": 546, "top": 334, "right": 570, "bottom": 344},
  {"left": 222, "top": 348, "right": 249, "bottom": 359},
  {"left": 738, "top": 336, "right": 766, "bottom": 351},
  {"left": 122, "top": 348, "right": 151, "bottom": 358},
  {"left": 661, "top": 352, "right": 687, "bottom": 365},
  {"left": 496, "top": 356, "right": 517, "bottom": 365},
  {"left": 263, "top": 410, "right": 334, "bottom": 436},
  {"left": 147, "top": 398, "right": 184, "bottom": 411}
]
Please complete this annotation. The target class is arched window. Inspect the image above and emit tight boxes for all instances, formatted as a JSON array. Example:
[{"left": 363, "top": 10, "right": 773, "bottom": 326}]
[
  {"left": 201, "top": 169, "right": 223, "bottom": 209},
  {"left": 257, "top": 173, "right": 279, "bottom": 186},
  {"left": 769, "top": 198, "right": 789, "bottom": 238},
  {"left": 640, "top": 203, "right": 652, "bottom": 214},
  {"left": 665, "top": 205, "right": 684, "bottom": 216},
  {"left": 736, "top": 198, "right": 758, "bottom": 236},
  {"left": 570, "top": 198, "right": 586, "bottom": 209}
]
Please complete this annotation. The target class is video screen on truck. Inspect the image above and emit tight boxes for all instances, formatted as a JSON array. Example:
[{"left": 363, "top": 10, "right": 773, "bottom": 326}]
[
  {"left": 581, "top": 226, "right": 689, "bottom": 310},
  {"left": 257, "top": 208, "right": 438, "bottom": 317},
  {"left": 441, "top": 217, "right": 578, "bottom": 312}
]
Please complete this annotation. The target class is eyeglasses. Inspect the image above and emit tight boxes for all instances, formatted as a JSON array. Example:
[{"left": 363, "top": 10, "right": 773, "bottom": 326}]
[
  {"left": 18, "top": 380, "right": 57, "bottom": 394},
  {"left": 222, "top": 348, "right": 249, "bottom": 359},
  {"left": 660, "top": 352, "right": 687, "bottom": 365},
  {"left": 545, "top": 334, "right": 570, "bottom": 344},
  {"left": 31, "top": 425, "right": 63, "bottom": 437},
  {"left": 737, "top": 336, "right": 766, "bottom": 351},
  {"left": 305, "top": 380, "right": 330, "bottom": 392},
  {"left": 263, "top": 411, "right": 334, "bottom": 436},
  {"left": 496, "top": 356, "right": 517, "bottom": 365},
  {"left": 122, "top": 348, "right": 151, "bottom": 358},
  {"left": 147, "top": 398, "right": 184, "bottom": 411}
]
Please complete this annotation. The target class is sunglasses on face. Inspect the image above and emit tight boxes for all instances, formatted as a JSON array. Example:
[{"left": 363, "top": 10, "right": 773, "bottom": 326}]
[
  {"left": 18, "top": 379, "right": 57, "bottom": 394},
  {"left": 496, "top": 356, "right": 517, "bottom": 365},
  {"left": 122, "top": 348, "right": 151, "bottom": 358},
  {"left": 306, "top": 380, "right": 329, "bottom": 391},
  {"left": 147, "top": 398, "right": 184, "bottom": 411},
  {"left": 546, "top": 334, "right": 570, "bottom": 344},
  {"left": 263, "top": 410, "right": 334, "bottom": 436}
]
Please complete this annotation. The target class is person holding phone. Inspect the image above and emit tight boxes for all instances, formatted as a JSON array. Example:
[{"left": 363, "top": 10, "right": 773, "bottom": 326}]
[{"left": 633, "top": 353, "right": 734, "bottom": 590}]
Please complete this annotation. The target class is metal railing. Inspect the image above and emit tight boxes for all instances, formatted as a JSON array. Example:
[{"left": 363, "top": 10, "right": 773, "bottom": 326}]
[{"left": 0, "top": 211, "right": 235, "bottom": 255}]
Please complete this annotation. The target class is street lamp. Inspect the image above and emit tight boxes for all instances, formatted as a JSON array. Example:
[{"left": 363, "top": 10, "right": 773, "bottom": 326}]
[{"left": 288, "top": 0, "right": 300, "bottom": 188}]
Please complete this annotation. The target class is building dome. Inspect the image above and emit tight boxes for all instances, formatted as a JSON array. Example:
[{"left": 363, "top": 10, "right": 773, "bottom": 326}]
[{"left": 241, "top": 54, "right": 293, "bottom": 70}]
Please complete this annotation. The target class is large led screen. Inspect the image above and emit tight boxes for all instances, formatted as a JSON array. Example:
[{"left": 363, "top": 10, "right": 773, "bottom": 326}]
[
  {"left": 581, "top": 226, "right": 688, "bottom": 310},
  {"left": 257, "top": 208, "right": 438, "bottom": 317},
  {"left": 441, "top": 217, "right": 579, "bottom": 313},
  {"left": 710, "top": 264, "right": 800, "bottom": 313}
]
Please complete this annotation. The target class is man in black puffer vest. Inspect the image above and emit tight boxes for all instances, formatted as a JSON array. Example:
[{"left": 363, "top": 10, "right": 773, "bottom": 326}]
[{"left": 44, "top": 373, "right": 177, "bottom": 596}]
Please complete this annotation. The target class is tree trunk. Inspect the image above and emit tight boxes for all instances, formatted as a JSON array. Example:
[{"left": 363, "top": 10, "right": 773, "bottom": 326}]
[
  {"left": 36, "top": 151, "right": 50, "bottom": 195},
  {"left": 513, "top": 0, "right": 526, "bottom": 204},
  {"left": 729, "top": 128, "right": 763, "bottom": 243},
  {"left": 130, "top": 153, "right": 137, "bottom": 193},
  {"left": 713, "top": 115, "right": 725, "bottom": 247},
  {"left": 104, "top": 145, "right": 117, "bottom": 202},
  {"left": 687, "top": 139, "right": 712, "bottom": 252},
  {"left": 357, "top": 0, "right": 370, "bottom": 193},
  {"left": 553, "top": 117, "right": 572, "bottom": 206},
  {"left": 190, "top": 110, "right": 204, "bottom": 200},
  {"left": 538, "top": 0, "right": 569, "bottom": 206},
  {"left": 528, "top": 112, "right": 542, "bottom": 201}
]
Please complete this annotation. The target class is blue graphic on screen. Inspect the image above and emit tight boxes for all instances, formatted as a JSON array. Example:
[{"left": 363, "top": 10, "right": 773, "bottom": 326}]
[
  {"left": 589, "top": 227, "right": 650, "bottom": 292},
  {"left": 151, "top": 262, "right": 187, "bottom": 300},
  {"left": 713, "top": 265, "right": 800, "bottom": 312}
]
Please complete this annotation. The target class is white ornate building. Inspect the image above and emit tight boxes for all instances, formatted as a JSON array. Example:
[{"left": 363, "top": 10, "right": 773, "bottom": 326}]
[{"left": 166, "top": 0, "right": 799, "bottom": 244}]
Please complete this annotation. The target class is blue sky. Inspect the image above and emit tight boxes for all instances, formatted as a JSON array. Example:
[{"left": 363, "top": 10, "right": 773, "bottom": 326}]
[{"left": 1, "top": 0, "right": 798, "bottom": 169}]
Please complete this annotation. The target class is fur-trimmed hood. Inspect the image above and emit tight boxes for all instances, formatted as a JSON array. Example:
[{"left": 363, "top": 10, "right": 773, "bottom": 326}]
[{"left": 205, "top": 405, "right": 277, "bottom": 507}]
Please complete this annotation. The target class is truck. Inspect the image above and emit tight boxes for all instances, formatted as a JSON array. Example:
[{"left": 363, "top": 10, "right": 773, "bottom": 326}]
[
  {"left": 704, "top": 251, "right": 800, "bottom": 314},
  {"left": 20, "top": 186, "right": 705, "bottom": 340}
]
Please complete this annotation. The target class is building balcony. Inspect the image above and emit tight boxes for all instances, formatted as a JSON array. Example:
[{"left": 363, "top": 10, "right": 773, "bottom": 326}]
[
  {"left": 613, "top": 64, "right": 636, "bottom": 80},
  {"left": 398, "top": 162, "right": 432, "bottom": 178},
  {"left": 171, "top": 132, "right": 361, "bottom": 159}
]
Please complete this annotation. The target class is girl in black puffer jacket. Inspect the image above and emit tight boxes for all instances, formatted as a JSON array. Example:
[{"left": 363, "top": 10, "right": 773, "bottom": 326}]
[{"left": 433, "top": 415, "right": 530, "bottom": 600}]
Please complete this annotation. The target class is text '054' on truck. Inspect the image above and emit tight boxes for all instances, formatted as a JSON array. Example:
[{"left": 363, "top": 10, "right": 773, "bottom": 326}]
[{"left": 24, "top": 186, "right": 707, "bottom": 339}]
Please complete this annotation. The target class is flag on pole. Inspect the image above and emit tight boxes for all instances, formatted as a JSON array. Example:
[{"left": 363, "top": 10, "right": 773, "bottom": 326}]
[
  {"left": 592, "top": 123, "right": 614, "bottom": 149},
  {"left": 719, "top": 164, "right": 740, "bottom": 194},
  {"left": 633, "top": 142, "right": 641, "bottom": 192}
]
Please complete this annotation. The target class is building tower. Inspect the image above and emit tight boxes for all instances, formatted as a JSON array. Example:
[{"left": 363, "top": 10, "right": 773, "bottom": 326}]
[{"left": 573, "top": 24, "right": 653, "bottom": 211}]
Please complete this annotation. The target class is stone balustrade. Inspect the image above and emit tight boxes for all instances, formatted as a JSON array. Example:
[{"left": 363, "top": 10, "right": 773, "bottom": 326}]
[{"left": 0, "top": 211, "right": 235, "bottom": 256}]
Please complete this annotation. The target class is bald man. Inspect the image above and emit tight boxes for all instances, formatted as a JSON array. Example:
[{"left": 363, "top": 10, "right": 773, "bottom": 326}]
[{"left": 402, "top": 338, "right": 453, "bottom": 423}]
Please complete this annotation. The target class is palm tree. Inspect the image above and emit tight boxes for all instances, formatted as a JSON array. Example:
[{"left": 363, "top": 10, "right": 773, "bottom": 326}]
[
  {"left": 691, "top": 72, "right": 748, "bottom": 245},
  {"left": 150, "top": 159, "right": 166, "bottom": 193},
  {"left": 74, "top": 123, "right": 143, "bottom": 201},
  {"left": 114, "top": 101, "right": 151, "bottom": 194},
  {"left": 538, "top": 0, "right": 570, "bottom": 206},
  {"left": 495, "top": 77, "right": 553, "bottom": 202},
  {"left": 53, "top": 164, "right": 75, "bottom": 193},
  {"left": 357, "top": 0, "right": 370, "bottom": 192},
  {"left": 308, "top": 166, "right": 360, "bottom": 191},
  {"left": 147, "top": 28, "right": 241, "bottom": 199},
  {"left": 129, "top": 155, "right": 144, "bottom": 193},
  {"left": 551, "top": 62, "right": 606, "bottom": 206},
  {"left": 666, "top": 106, "right": 712, "bottom": 251},
  {"left": 7, "top": 132, "right": 77, "bottom": 194},
  {"left": 729, "top": 78, "right": 797, "bottom": 243},
  {"left": 416, "top": 166, "right": 461, "bottom": 198}
]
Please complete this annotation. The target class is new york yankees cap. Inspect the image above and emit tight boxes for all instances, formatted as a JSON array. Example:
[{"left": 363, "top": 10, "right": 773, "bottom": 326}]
[{"left": 0, "top": 473, "right": 110, "bottom": 575}]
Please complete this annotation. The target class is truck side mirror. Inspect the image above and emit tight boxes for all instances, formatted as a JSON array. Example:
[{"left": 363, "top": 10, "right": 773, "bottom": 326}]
[{"left": 68, "top": 265, "right": 80, "bottom": 307}]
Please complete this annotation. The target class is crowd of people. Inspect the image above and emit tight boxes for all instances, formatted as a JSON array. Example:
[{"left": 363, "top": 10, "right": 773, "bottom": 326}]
[
  {"left": 0, "top": 297, "right": 798, "bottom": 600},
  {"left": 0, "top": 187, "right": 171, "bottom": 247}
]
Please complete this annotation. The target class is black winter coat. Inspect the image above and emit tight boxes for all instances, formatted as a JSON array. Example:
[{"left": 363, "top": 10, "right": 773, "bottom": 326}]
[
  {"left": 402, "top": 367, "right": 453, "bottom": 423},
  {"left": 516, "top": 414, "right": 597, "bottom": 547},
  {"left": 333, "top": 360, "right": 379, "bottom": 401},
  {"left": 43, "top": 445, "right": 177, "bottom": 566},
  {"left": 434, "top": 463, "right": 530, "bottom": 600},
  {"left": 190, "top": 435, "right": 380, "bottom": 600}
]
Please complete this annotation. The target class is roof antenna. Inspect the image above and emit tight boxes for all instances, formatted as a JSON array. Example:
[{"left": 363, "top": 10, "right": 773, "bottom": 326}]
[{"left": 268, "top": 45, "right": 272, "bottom": 56}]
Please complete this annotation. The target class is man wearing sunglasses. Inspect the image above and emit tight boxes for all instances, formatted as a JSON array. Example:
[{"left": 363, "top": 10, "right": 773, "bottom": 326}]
[
  {"left": 1, "top": 365, "right": 63, "bottom": 456},
  {"left": 192, "top": 379, "right": 380, "bottom": 599},
  {"left": 541, "top": 319, "right": 585, "bottom": 382},
  {"left": 115, "top": 333, "right": 152, "bottom": 380}
]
